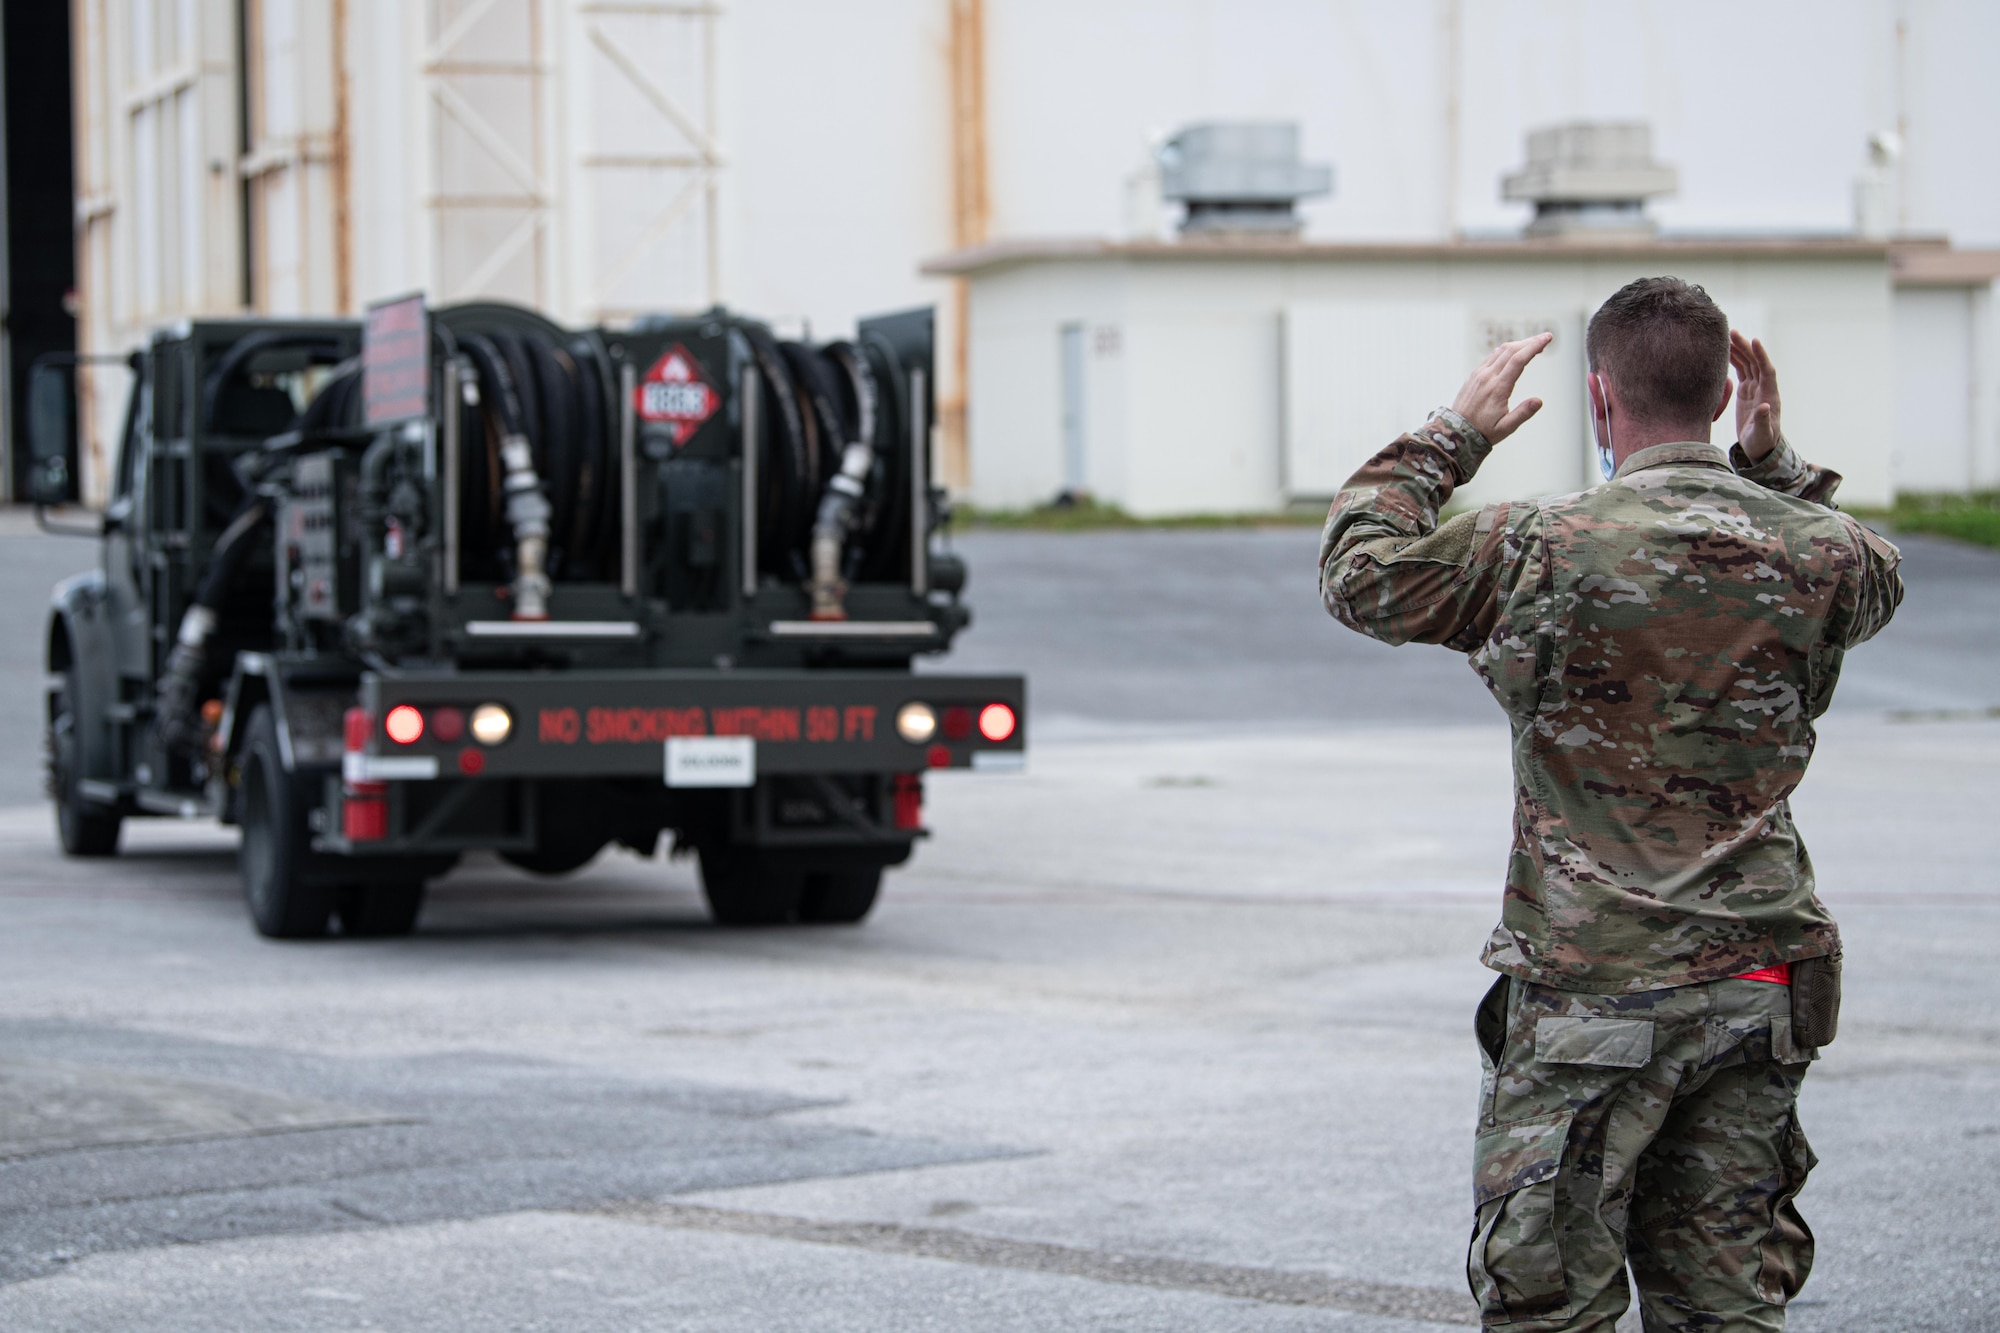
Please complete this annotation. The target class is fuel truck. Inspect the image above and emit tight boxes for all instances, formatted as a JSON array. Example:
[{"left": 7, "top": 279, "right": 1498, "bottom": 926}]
[{"left": 31, "top": 295, "right": 1024, "bottom": 937}]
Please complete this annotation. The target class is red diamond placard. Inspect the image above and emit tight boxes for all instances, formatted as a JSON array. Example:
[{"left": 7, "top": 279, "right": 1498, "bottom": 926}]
[{"left": 635, "top": 344, "right": 720, "bottom": 445}]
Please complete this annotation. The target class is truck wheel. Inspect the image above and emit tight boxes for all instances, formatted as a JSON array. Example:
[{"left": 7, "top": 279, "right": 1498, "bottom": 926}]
[
  {"left": 798, "top": 868, "right": 882, "bottom": 925},
  {"left": 49, "top": 667, "right": 120, "bottom": 857},
  {"left": 238, "top": 705, "right": 335, "bottom": 939},
  {"left": 502, "top": 784, "right": 608, "bottom": 876},
  {"left": 698, "top": 847, "right": 805, "bottom": 925},
  {"left": 500, "top": 841, "right": 604, "bottom": 877},
  {"left": 337, "top": 880, "right": 426, "bottom": 937}
]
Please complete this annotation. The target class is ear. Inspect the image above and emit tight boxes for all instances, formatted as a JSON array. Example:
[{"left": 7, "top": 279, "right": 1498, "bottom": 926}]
[
  {"left": 1587, "top": 372, "right": 1606, "bottom": 419},
  {"left": 1712, "top": 378, "right": 1734, "bottom": 423}
]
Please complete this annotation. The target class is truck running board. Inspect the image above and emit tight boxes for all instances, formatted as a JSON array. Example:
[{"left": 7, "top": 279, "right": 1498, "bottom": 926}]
[
  {"left": 463, "top": 620, "right": 643, "bottom": 640},
  {"left": 767, "top": 621, "right": 938, "bottom": 640}
]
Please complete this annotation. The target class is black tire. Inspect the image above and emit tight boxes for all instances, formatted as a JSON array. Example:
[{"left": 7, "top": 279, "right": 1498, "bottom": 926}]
[
  {"left": 500, "top": 841, "right": 605, "bottom": 877},
  {"left": 337, "top": 879, "right": 426, "bottom": 937},
  {"left": 49, "top": 667, "right": 120, "bottom": 857},
  {"left": 501, "top": 784, "right": 609, "bottom": 876},
  {"left": 798, "top": 867, "right": 882, "bottom": 925},
  {"left": 238, "top": 704, "right": 335, "bottom": 939},
  {"left": 698, "top": 847, "right": 805, "bottom": 926}
]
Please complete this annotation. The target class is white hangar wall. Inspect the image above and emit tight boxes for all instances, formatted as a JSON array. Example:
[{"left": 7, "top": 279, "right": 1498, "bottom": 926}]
[
  {"left": 64, "top": 1, "right": 2000, "bottom": 502},
  {"left": 953, "top": 243, "right": 1898, "bottom": 515},
  {"left": 976, "top": 0, "right": 2000, "bottom": 247}
]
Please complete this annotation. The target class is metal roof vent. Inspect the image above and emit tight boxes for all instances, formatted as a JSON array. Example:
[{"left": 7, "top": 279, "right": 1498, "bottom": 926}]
[
  {"left": 1158, "top": 123, "right": 1332, "bottom": 239},
  {"left": 1502, "top": 122, "right": 1677, "bottom": 240}
]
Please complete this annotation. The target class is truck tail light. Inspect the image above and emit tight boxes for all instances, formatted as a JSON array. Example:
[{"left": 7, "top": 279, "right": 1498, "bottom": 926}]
[
  {"left": 892, "top": 773, "right": 923, "bottom": 830},
  {"left": 977, "top": 702, "right": 1016, "bottom": 743},
  {"left": 431, "top": 706, "right": 465, "bottom": 743},
  {"left": 940, "top": 705, "right": 972, "bottom": 741},
  {"left": 384, "top": 704, "right": 424, "bottom": 744}
]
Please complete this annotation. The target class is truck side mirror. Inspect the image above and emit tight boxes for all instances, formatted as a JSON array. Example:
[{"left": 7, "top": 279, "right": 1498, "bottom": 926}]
[{"left": 25, "top": 360, "right": 78, "bottom": 505}]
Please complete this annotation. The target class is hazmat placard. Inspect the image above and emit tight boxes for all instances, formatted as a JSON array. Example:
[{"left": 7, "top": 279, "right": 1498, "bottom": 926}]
[{"left": 634, "top": 343, "right": 720, "bottom": 445}]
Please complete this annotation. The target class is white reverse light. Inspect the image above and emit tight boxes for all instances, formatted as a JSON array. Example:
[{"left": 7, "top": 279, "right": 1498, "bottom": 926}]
[
  {"left": 896, "top": 702, "right": 938, "bottom": 744},
  {"left": 470, "top": 703, "right": 513, "bottom": 746}
]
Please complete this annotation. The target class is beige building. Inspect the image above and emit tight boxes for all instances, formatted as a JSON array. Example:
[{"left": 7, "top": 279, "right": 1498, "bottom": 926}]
[{"left": 930, "top": 235, "right": 2000, "bottom": 515}]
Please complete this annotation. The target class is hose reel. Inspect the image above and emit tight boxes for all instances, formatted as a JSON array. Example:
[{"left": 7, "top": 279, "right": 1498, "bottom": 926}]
[{"left": 287, "top": 305, "right": 921, "bottom": 627}]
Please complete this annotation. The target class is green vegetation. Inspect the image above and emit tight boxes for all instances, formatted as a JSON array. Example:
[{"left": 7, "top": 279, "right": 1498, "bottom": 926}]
[
  {"left": 1857, "top": 493, "right": 2000, "bottom": 549},
  {"left": 952, "top": 496, "right": 1326, "bottom": 531},
  {"left": 952, "top": 491, "right": 2000, "bottom": 546}
]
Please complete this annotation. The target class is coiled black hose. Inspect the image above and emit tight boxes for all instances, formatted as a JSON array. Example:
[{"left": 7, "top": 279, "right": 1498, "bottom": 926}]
[
  {"left": 289, "top": 311, "right": 910, "bottom": 594},
  {"left": 751, "top": 333, "right": 907, "bottom": 586},
  {"left": 453, "top": 328, "right": 619, "bottom": 584}
]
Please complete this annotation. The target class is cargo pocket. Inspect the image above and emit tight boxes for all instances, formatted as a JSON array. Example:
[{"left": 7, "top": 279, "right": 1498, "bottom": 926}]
[
  {"left": 1534, "top": 1015, "right": 1654, "bottom": 1068},
  {"left": 1756, "top": 1115, "right": 1818, "bottom": 1305},
  {"left": 1468, "top": 1109, "right": 1573, "bottom": 1323}
]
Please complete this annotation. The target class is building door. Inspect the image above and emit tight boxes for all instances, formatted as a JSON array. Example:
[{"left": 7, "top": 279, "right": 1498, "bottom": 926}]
[
  {"left": 1060, "top": 322, "right": 1086, "bottom": 497},
  {"left": 1894, "top": 288, "right": 1975, "bottom": 493}
]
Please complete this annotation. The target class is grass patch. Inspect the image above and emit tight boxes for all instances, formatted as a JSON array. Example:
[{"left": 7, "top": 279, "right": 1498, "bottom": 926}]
[
  {"left": 953, "top": 496, "right": 1326, "bottom": 531},
  {"left": 1867, "top": 492, "right": 2000, "bottom": 549}
]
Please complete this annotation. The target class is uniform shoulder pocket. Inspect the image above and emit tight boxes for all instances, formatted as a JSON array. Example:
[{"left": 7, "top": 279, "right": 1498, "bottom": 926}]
[{"left": 1534, "top": 1016, "right": 1654, "bottom": 1068}]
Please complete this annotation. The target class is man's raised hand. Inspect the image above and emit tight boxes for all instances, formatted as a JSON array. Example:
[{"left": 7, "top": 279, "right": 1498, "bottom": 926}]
[
  {"left": 1449, "top": 332, "right": 1551, "bottom": 444},
  {"left": 1730, "top": 330, "right": 1783, "bottom": 462}
]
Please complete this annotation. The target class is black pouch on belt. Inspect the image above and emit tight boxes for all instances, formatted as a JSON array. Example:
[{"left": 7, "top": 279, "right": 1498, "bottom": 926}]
[{"left": 1792, "top": 952, "right": 1843, "bottom": 1048}]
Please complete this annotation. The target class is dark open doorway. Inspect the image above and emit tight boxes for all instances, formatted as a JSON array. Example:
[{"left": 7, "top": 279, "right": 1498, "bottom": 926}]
[{"left": 2, "top": 3, "right": 78, "bottom": 502}]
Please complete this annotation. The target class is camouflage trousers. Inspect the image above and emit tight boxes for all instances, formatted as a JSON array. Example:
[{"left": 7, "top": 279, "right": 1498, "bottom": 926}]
[{"left": 1467, "top": 974, "right": 1817, "bottom": 1331}]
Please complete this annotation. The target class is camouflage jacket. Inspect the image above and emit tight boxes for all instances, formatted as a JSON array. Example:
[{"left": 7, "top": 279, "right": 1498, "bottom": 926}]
[{"left": 1320, "top": 410, "right": 1904, "bottom": 993}]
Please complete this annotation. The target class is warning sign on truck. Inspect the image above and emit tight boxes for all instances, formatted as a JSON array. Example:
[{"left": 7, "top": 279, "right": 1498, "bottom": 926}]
[
  {"left": 634, "top": 343, "right": 719, "bottom": 445},
  {"left": 362, "top": 294, "right": 430, "bottom": 427}
]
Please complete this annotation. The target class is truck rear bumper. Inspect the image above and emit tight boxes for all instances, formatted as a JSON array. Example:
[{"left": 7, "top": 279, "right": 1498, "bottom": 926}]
[{"left": 352, "top": 668, "right": 1025, "bottom": 781}]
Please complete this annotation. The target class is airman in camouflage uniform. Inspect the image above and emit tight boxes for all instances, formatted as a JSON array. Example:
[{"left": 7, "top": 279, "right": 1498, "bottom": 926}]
[{"left": 1318, "top": 278, "right": 1903, "bottom": 1330}]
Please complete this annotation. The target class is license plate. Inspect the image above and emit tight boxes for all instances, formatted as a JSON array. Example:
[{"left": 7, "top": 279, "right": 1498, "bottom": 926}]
[{"left": 664, "top": 735, "right": 756, "bottom": 788}]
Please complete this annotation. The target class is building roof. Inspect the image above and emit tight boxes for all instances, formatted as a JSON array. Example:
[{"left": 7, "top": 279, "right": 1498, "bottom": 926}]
[
  {"left": 923, "top": 234, "right": 1927, "bottom": 278},
  {"left": 1889, "top": 242, "right": 2000, "bottom": 287}
]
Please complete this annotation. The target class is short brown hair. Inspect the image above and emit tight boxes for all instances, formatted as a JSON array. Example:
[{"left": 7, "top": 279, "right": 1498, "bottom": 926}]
[{"left": 1585, "top": 277, "right": 1730, "bottom": 428}]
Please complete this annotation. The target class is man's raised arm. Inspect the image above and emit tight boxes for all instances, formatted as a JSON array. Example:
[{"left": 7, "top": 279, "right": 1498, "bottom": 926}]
[
  {"left": 1726, "top": 330, "right": 1904, "bottom": 642},
  {"left": 1727, "top": 330, "right": 1844, "bottom": 505},
  {"left": 1318, "top": 334, "right": 1548, "bottom": 650}
]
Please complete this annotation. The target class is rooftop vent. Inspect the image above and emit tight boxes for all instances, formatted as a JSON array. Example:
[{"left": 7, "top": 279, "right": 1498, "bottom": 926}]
[
  {"left": 1159, "top": 123, "right": 1332, "bottom": 239},
  {"left": 1502, "top": 122, "right": 1677, "bottom": 240}
]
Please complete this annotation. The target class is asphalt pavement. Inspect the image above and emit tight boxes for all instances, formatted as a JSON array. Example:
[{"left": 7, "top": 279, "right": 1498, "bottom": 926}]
[{"left": 0, "top": 515, "right": 1994, "bottom": 1331}]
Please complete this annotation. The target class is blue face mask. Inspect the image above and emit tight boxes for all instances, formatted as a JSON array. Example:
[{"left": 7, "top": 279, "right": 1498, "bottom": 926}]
[{"left": 1591, "top": 374, "right": 1615, "bottom": 480}]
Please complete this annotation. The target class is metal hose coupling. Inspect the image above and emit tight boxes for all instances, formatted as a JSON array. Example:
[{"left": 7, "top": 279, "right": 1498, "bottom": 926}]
[
  {"left": 808, "top": 442, "right": 874, "bottom": 620},
  {"left": 806, "top": 342, "right": 881, "bottom": 621},
  {"left": 499, "top": 433, "right": 553, "bottom": 620}
]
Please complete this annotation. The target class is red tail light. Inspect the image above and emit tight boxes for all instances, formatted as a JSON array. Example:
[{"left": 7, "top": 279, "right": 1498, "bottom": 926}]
[
  {"left": 431, "top": 706, "right": 465, "bottom": 743},
  {"left": 941, "top": 705, "right": 972, "bottom": 740},
  {"left": 977, "top": 702, "right": 1016, "bottom": 742},
  {"left": 384, "top": 704, "right": 425, "bottom": 745}
]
